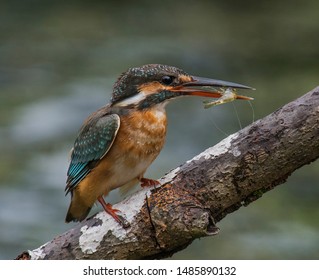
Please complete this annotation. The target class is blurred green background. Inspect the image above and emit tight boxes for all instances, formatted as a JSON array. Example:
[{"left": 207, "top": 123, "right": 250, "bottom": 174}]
[{"left": 0, "top": 0, "right": 318, "bottom": 259}]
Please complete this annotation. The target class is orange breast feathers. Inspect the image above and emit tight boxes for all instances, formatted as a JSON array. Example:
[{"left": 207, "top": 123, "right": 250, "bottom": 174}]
[
  {"left": 96, "top": 106, "right": 168, "bottom": 193},
  {"left": 117, "top": 105, "right": 168, "bottom": 158}
]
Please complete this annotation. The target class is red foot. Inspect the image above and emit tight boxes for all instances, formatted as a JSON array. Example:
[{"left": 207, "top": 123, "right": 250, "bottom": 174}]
[
  {"left": 97, "top": 196, "right": 130, "bottom": 228},
  {"left": 140, "top": 177, "right": 160, "bottom": 188}
]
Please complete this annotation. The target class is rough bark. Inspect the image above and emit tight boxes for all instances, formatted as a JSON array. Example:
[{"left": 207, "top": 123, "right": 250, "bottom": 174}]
[{"left": 18, "top": 86, "right": 319, "bottom": 260}]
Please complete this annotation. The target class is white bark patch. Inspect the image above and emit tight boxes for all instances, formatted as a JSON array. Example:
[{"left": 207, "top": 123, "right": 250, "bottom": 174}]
[
  {"left": 159, "top": 166, "right": 180, "bottom": 185},
  {"left": 231, "top": 145, "right": 241, "bottom": 157},
  {"left": 79, "top": 188, "right": 151, "bottom": 255},
  {"left": 187, "top": 132, "right": 239, "bottom": 163},
  {"left": 29, "top": 242, "right": 48, "bottom": 260}
]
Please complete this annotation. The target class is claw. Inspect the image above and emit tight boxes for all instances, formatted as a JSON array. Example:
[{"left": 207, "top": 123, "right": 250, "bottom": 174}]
[
  {"left": 140, "top": 177, "right": 160, "bottom": 188},
  {"left": 97, "top": 196, "right": 130, "bottom": 228}
]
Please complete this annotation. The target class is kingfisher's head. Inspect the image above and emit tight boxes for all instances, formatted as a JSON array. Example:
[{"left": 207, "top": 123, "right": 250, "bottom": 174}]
[{"left": 111, "top": 64, "right": 252, "bottom": 109}]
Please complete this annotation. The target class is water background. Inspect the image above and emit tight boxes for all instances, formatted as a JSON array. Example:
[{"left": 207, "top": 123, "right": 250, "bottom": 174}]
[{"left": 0, "top": 0, "right": 318, "bottom": 259}]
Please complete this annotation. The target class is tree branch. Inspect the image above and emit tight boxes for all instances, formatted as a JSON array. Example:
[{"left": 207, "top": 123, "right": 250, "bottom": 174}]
[{"left": 19, "top": 86, "right": 319, "bottom": 260}]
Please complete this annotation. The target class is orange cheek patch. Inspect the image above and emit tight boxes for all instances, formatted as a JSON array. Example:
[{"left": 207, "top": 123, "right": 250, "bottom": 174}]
[
  {"left": 179, "top": 74, "right": 193, "bottom": 83},
  {"left": 138, "top": 81, "right": 165, "bottom": 95},
  {"left": 138, "top": 75, "right": 193, "bottom": 95}
]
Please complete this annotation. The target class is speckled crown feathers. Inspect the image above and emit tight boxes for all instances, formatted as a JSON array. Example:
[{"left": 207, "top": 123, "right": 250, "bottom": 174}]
[{"left": 111, "top": 64, "right": 188, "bottom": 103}]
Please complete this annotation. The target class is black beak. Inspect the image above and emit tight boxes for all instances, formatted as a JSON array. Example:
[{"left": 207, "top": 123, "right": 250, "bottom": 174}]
[
  {"left": 172, "top": 76, "right": 254, "bottom": 100},
  {"left": 186, "top": 76, "right": 253, "bottom": 89}
]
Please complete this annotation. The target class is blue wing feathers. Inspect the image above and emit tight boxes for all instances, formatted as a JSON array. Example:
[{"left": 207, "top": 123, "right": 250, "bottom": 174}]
[{"left": 65, "top": 113, "right": 120, "bottom": 194}]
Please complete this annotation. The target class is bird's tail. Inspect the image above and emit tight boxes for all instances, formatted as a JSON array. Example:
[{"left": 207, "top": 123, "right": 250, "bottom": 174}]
[{"left": 65, "top": 193, "right": 92, "bottom": 223}]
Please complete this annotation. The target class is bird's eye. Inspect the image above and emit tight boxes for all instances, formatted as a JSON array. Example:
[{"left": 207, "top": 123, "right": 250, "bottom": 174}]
[{"left": 161, "top": 75, "right": 174, "bottom": 85}]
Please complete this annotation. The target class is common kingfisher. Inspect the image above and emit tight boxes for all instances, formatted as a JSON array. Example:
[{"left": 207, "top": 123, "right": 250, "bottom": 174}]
[{"left": 65, "top": 64, "right": 252, "bottom": 227}]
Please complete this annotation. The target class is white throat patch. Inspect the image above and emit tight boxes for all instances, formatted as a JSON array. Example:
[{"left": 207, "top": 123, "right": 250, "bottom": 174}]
[{"left": 115, "top": 92, "right": 147, "bottom": 107}]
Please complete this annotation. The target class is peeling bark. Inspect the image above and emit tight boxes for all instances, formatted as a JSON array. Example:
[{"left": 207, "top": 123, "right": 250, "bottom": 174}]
[{"left": 20, "top": 86, "right": 319, "bottom": 260}]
